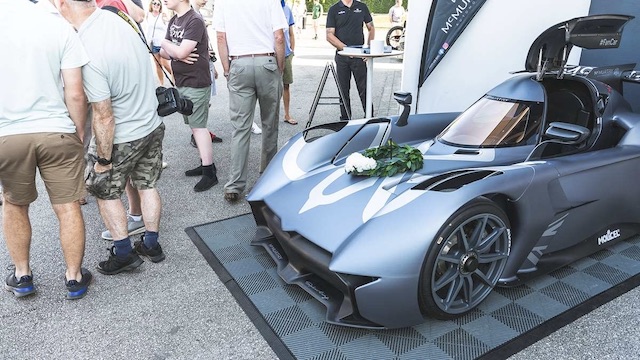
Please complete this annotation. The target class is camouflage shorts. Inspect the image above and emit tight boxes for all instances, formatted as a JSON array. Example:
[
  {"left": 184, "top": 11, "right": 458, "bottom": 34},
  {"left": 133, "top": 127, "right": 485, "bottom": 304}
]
[{"left": 86, "top": 123, "right": 165, "bottom": 200}]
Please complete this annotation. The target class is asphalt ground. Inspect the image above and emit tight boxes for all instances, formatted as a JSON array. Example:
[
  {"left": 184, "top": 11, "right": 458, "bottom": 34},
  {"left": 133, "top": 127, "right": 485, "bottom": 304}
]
[{"left": 1, "top": 26, "right": 638, "bottom": 360}]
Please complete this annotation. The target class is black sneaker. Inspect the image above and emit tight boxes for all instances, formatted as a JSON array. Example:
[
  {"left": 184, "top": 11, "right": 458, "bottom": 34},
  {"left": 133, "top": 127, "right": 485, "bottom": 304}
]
[
  {"left": 134, "top": 238, "right": 166, "bottom": 263},
  {"left": 65, "top": 267, "right": 93, "bottom": 300},
  {"left": 5, "top": 272, "right": 36, "bottom": 298},
  {"left": 194, "top": 174, "right": 218, "bottom": 192},
  {"left": 185, "top": 165, "right": 203, "bottom": 177},
  {"left": 96, "top": 247, "right": 144, "bottom": 275},
  {"left": 211, "top": 134, "right": 223, "bottom": 143}
]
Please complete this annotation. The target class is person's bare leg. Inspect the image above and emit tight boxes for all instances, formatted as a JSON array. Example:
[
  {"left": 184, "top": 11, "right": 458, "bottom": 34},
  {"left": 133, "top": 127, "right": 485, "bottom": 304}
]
[
  {"left": 125, "top": 181, "right": 142, "bottom": 216},
  {"left": 97, "top": 198, "right": 128, "bottom": 241},
  {"left": 153, "top": 54, "right": 163, "bottom": 84},
  {"left": 283, "top": 84, "right": 295, "bottom": 123},
  {"left": 138, "top": 188, "right": 161, "bottom": 232},
  {"left": 2, "top": 201, "right": 32, "bottom": 277},
  {"left": 52, "top": 202, "right": 85, "bottom": 281},
  {"left": 193, "top": 128, "right": 214, "bottom": 166}
]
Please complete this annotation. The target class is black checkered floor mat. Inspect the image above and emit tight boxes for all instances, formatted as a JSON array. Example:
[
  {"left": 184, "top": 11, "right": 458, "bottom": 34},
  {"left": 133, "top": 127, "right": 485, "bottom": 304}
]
[{"left": 186, "top": 214, "right": 640, "bottom": 360}]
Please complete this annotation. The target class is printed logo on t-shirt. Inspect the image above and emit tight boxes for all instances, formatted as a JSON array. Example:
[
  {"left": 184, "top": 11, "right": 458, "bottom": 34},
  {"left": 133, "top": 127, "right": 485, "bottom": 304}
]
[
  {"left": 338, "top": 10, "right": 345, "bottom": 15},
  {"left": 169, "top": 24, "right": 184, "bottom": 43},
  {"left": 354, "top": 8, "right": 362, "bottom": 13}
]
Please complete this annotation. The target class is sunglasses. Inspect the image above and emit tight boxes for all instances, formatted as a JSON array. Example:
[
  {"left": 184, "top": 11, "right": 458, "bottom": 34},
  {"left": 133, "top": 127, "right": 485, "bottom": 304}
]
[{"left": 152, "top": 2, "right": 160, "bottom": 5}]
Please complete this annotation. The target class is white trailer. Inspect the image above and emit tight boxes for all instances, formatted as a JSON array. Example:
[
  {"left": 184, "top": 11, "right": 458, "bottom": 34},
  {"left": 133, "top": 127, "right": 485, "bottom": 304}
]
[{"left": 401, "top": 0, "right": 640, "bottom": 114}]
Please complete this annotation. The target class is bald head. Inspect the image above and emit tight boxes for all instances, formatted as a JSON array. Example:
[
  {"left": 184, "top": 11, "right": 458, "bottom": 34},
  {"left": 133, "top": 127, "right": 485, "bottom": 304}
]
[{"left": 53, "top": 0, "right": 96, "bottom": 29}]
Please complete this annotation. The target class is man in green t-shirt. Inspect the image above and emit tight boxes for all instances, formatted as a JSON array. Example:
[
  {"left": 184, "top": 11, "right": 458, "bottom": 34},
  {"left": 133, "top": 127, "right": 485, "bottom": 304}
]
[{"left": 311, "top": 0, "right": 323, "bottom": 40}]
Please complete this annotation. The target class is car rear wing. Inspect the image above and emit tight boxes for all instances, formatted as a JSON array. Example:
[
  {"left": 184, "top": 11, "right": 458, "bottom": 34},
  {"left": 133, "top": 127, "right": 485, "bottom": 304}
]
[{"left": 525, "top": 15, "right": 635, "bottom": 80}]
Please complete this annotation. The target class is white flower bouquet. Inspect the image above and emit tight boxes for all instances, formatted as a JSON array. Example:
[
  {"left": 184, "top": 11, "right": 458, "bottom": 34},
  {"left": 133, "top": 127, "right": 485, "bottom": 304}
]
[
  {"left": 344, "top": 140, "right": 424, "bottom": 177},
  {"left": 345, "top": 152, "right": 378, "bottom": 174}
]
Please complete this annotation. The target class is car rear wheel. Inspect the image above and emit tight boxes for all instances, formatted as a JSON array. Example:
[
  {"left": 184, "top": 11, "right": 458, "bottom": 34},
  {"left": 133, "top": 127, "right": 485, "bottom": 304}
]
[{"left": 419, "top": 198, "right": 511, "bottom": 319}]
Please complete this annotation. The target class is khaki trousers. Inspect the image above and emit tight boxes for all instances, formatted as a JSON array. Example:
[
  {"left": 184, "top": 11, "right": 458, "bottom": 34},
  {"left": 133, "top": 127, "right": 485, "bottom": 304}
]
[{"left": 224, "top": 56, "right": 283, "bottom": 194}]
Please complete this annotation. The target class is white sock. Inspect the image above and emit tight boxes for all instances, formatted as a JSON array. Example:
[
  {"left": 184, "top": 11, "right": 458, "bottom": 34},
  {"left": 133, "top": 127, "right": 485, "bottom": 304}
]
[{"left": 129, "top": 214, "right": 142, "bottom": 222}]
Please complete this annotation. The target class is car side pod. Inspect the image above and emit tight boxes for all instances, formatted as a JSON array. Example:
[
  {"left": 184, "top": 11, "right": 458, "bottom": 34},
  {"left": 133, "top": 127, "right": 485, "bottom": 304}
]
[{"left": 394, "top": 91, "right": 412, "bottom": 127}]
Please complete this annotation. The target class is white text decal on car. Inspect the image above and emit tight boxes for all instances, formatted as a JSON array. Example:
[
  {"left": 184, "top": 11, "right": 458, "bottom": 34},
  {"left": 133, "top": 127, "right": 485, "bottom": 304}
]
[{"left": 598, "top": 229, "right": 621, "bottom": 245}]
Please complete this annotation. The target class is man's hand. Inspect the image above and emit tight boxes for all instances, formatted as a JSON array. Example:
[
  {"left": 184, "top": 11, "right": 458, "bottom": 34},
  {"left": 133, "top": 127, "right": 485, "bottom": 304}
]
[
  {"left": 180, "top": 50, "right": 199, "bottom": 64},
  {"left": 94, "top": 163, "right": 113, "bottom": 174}
]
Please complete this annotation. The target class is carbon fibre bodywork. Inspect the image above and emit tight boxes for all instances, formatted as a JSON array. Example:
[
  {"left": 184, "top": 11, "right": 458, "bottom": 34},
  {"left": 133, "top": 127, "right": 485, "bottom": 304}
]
[{"left": 248, "top": 15, "right": 640, "bottom": 329}]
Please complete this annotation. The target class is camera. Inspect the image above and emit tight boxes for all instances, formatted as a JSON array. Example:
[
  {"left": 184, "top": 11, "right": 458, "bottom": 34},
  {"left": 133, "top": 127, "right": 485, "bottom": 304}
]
[{"left": 155, "top": 87, "right": 194, "bottom": 117}]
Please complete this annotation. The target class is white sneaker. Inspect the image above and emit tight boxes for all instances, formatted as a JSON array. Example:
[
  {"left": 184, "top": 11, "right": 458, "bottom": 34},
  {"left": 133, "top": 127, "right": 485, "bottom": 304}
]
[
  {"left": 101, "top": 214, "right": 145, "bottom": 241},
  {"left": 251, "top": 122, "right": 262, "bottom": 135}
]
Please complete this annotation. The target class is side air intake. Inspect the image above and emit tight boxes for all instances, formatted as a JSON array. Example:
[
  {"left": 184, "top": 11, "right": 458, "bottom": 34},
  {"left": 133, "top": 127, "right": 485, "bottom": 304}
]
[{"left": 413, "top": 170, "right": 503, "bottom": 192}]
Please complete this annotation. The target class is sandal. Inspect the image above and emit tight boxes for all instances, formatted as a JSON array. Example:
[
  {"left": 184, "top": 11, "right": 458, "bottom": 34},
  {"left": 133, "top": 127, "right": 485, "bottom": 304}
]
[{"left": 283, "top": 118, "right": 298, "bottom": 125}]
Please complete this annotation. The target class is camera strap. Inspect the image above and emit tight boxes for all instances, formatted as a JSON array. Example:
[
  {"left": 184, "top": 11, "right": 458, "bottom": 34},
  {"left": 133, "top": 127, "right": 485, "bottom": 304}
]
[{"left": 103, "top": 6, "right": 176, "bottom": 88}]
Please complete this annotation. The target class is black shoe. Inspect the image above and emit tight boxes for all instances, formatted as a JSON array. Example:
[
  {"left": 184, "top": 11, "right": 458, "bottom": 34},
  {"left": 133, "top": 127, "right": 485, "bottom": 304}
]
[
  {"left": 65, "top": 268, "right": 92, "bottom": 300},
  {"left": 134, "top": 238, "right": 166, "bottom": 263},
  {"left": 185, "top": 165, "right": 203, "bottom": 177},
  {"left": 5, "top": 272, "right": 36, "bottom": 298},
  {"left": 96, "top": 247, "right": 144, "bottom": 275},
  {"left": 194, "top": 174, "right": 218, "bottom": 192}
]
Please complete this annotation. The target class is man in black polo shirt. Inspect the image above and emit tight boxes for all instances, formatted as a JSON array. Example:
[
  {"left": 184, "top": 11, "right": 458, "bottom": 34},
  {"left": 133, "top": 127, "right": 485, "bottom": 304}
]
[{"left": 326, "top": 0, "right": 375, "bottom": 120}]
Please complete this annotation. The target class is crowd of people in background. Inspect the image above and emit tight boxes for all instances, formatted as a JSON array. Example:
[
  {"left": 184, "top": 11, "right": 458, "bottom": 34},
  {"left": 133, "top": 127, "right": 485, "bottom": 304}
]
[{"left": 0, "top": 0, "right": 400, "bottom": 300}]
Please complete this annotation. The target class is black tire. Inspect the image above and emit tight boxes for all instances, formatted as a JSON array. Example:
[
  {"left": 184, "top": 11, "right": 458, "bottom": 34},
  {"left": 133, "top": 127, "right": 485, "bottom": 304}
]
[
  {"left": 386, "top": 26, "right": 404, "bottom": 50},
  {"left": 419, "top": 197, "right": 511, "bottom": 319}
]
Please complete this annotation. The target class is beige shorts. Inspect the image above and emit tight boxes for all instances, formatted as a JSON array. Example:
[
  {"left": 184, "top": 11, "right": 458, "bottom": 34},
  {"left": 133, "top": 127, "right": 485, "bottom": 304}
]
[
  {"left": 283, "top": 54, "right": 294, "bottom": 85},
  {"left": 0, "top": 132, "right": 85, "bottom": 205}
]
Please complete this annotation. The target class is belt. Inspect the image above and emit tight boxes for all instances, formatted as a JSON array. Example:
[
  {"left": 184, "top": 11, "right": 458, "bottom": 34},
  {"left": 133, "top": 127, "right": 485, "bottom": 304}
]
[{"left": 229, "top": 53, "right": 275, "bottom": 60}]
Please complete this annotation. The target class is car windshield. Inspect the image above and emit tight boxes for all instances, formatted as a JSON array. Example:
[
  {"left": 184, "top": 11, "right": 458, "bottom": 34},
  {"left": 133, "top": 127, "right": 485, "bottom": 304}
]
[{"left": 439, "top": 96, "right": 543, "bottom": 147}]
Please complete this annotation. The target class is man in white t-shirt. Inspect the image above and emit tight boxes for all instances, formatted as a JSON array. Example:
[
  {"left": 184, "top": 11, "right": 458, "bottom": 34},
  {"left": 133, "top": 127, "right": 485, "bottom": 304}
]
[
  {"left": 56, "top": 0, "right": 167, "bottom": 274},
  {"left": 214, "top": 0, "right": 288, "bottom": 202},
  {"left": 0, "top": 0, "right": 92, "bottom": 300},
  {"left": 388, "top": 0, "right": 405, "bottom": 25}
]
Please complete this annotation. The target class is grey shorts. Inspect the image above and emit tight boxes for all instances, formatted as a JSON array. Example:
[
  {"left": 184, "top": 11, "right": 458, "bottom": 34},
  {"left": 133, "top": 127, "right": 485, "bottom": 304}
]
[
  {"left": 86, "top": 123, "right": 165, "bottom": 200},
  {"left": 178, "top": 86, "right": 211, "bottom": 128}
]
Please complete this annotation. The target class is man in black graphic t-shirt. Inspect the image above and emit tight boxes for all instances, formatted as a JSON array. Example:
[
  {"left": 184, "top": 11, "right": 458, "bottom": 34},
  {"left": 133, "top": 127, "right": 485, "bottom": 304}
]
[{"left": 161, "top": 1, "right": 219, "bottom": 193}]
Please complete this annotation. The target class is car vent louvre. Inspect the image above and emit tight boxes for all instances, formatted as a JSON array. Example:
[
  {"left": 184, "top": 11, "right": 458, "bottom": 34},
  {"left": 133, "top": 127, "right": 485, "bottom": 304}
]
[
  {"left": 454, "top": 149, "right": 481, "bottom": 155},
  {"left": 413, "top": 170, "right": 502, "bottom": 192}
]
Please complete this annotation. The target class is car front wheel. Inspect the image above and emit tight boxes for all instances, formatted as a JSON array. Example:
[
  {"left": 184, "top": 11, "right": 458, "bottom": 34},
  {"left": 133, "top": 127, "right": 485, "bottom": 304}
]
[{"left": 419, "top": 198, "right": 511, "bottom": 319}]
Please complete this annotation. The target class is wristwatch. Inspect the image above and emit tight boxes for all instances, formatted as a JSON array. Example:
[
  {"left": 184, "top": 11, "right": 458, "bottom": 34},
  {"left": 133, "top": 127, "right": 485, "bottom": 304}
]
[{"left": 97, "top": 157, "right": 112, "bottom": 166}]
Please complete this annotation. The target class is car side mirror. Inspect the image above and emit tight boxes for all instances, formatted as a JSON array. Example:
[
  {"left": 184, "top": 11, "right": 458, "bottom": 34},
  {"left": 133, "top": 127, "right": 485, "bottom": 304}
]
[
  {"left": 545, "top": 122, "right": 590, "bottom": 144},
  {"left": 394, "top": 91, "right": 412, "bottom": 127}
]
